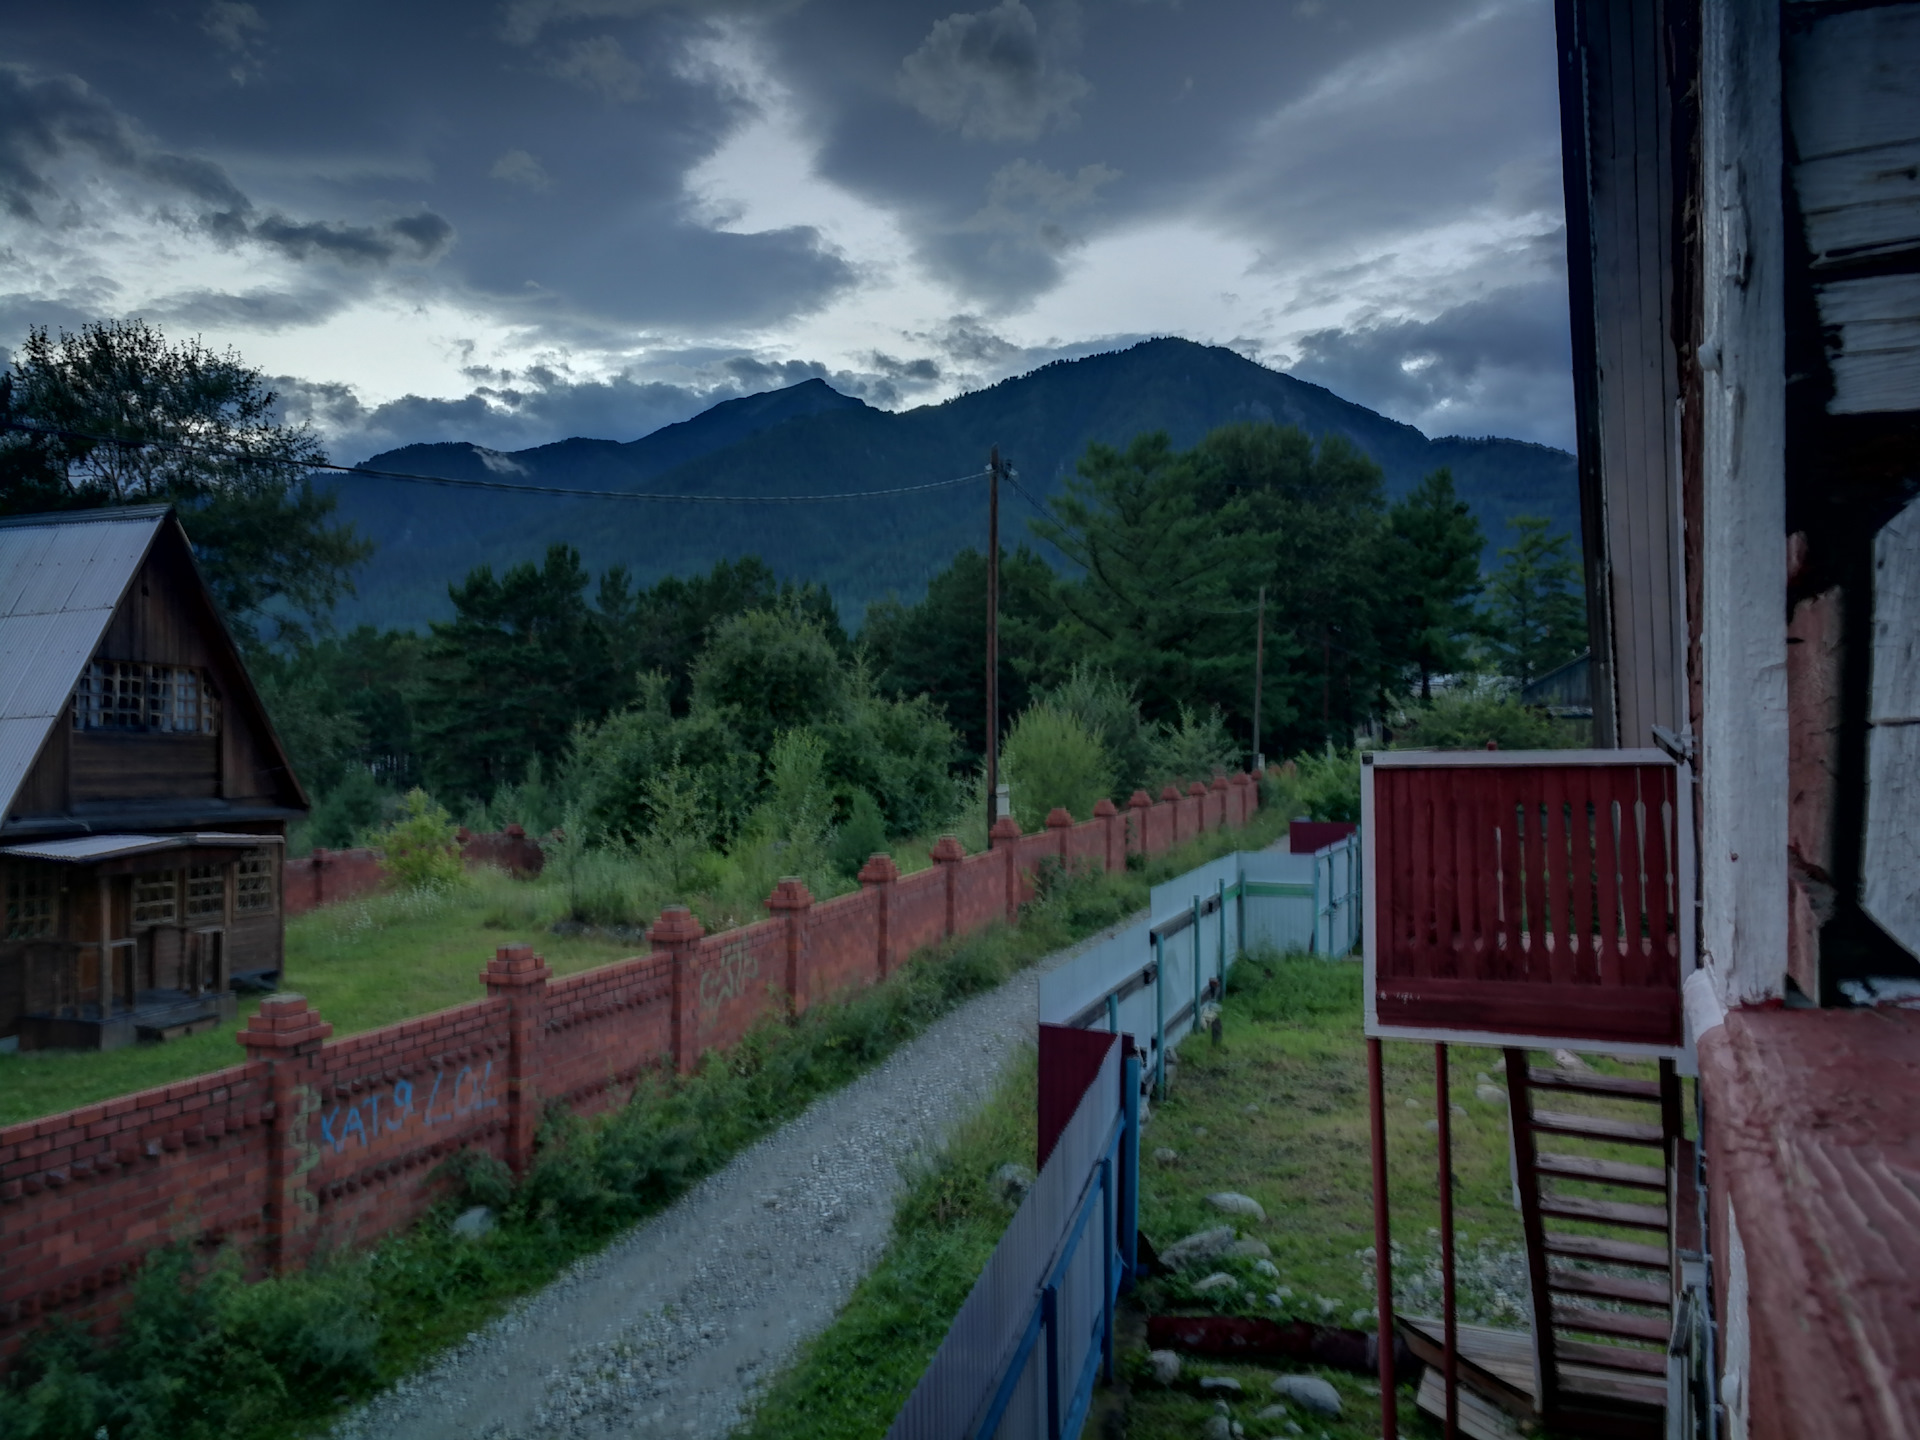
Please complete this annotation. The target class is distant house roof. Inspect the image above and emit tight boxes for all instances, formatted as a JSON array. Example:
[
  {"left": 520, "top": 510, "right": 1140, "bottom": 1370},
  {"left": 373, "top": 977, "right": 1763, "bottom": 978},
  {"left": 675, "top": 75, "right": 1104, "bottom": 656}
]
[
  {"left": 1521, "top": 650, "right": 1594, "bottom": 717},
  {"left": 0, "top": 507, "right": 172, "bottom": 823},
  {"left": 0, "top": 505, "right": 307, "bottom": 830}
]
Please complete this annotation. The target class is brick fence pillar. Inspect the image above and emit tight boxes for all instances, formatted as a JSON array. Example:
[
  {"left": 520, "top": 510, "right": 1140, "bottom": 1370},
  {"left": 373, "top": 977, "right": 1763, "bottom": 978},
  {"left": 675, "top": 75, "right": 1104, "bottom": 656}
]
[
  {"left": 481, "top": 944, "right": 551, "bottom": 1176},
  {"left": 1046, "top": 807, "right": 1073, "bottom": 866},
  {"left": 1211, "top": 774, "right": 1229, "bottom": 831},
  {"left": 930, "top": 835, "right": 965, "bottom": 937},
  {"left": 766, "top": 878, "right": 814, "bottom": 1015},
  {"left": 990, "top": 815, "right": 1022, "bottom": 922},
  {"left": 311, "top": 847, "right": 328, "bottom": 907},
  {"left": 237, "top": 993, "right": 333, "bottom": 1272},
  {"left": 1160, "top": 785, "right": 1183, "bottom": 846},
  {"left": 1093, "top": 798, "right": 1118, "bottom": 872},
  {"left": 858, "top": 853, "right": 900, "bottom": 978},
  {"left": 651, "top": 906, "right": 707, "bottom": 1075},
  {"left": 1128, "top": 790, "right": 1152, "bottom": 859}
]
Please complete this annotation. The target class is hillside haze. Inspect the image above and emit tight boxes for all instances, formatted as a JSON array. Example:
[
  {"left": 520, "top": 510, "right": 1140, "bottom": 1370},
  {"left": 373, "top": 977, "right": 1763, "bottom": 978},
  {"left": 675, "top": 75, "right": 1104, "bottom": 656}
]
[{"left": 323, "top": 338, "right": 1578, "bottom": 629}]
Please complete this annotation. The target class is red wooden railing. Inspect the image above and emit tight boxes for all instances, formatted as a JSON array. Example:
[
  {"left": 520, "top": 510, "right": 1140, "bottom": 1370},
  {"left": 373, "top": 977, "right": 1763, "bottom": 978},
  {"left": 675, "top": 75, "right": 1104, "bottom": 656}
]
[{"left": 1362, "top": 750, "right": 1691, "bottom": 1050}]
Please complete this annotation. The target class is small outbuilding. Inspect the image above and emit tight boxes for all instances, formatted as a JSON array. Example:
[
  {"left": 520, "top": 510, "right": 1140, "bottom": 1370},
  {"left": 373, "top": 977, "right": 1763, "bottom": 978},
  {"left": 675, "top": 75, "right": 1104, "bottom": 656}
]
[{"left": 0, "top": 506, "right": 307, "bottom": 1050}]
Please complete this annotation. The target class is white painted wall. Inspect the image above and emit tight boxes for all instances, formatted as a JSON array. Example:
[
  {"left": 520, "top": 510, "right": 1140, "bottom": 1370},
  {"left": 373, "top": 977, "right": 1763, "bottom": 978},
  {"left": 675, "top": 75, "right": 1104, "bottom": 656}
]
[{"left": 1697, "top": 0, "right": 1790, "bottom": 1006}]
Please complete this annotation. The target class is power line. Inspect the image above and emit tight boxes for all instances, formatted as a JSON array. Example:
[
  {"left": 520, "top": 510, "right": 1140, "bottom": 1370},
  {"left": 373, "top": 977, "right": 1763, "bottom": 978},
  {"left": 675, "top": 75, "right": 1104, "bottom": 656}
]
[{"left": 0, "top": 419, "right": 990, "bottom": 505}]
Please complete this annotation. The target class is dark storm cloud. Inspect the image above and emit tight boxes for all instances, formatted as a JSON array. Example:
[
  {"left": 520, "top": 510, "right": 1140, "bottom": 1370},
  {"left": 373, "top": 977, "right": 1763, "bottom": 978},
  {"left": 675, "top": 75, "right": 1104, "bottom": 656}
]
[
  {"left": 896, "top": 0, "right": 1088, "bottom": 142},
  {"left": 0, "top": 64, "right": 246, "bottom": 219},
  {"left": 1289, "top": 281, "right": 1574, "bottom": 448}
]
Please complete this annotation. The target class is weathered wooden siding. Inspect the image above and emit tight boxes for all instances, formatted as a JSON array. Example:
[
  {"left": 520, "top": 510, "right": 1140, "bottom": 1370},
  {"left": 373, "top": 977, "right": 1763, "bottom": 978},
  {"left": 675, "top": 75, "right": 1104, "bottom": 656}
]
[{"left": 1558, "top": 0, "right": 1689, "bottom": 749}]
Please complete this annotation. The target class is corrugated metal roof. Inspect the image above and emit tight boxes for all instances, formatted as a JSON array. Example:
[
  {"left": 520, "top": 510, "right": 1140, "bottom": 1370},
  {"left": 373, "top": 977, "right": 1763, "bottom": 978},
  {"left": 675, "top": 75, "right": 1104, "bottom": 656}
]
[
  {"left": 0, "top": 509, "right": 165, "bottom": 820},
  {"left": 0, "top": 830, "right": 278, "bottom": 863}
]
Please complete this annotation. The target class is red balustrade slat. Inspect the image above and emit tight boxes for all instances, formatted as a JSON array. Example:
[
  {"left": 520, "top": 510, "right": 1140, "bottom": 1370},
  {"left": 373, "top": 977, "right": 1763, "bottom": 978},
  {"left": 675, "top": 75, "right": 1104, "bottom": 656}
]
[
  {"left": 1409, "top": 770, "right": 1435, "bottom": 969},
  {"left": 1541, "top": 768, "right": 1570, "bottom": 984},
  {"left": 1595, "top": 770, "right": 1625, "bottom": 986},
  {"left": 1475, "top": 769, "right": 1502, "bottom": 975},
  {"left": 1570, "top": 769, "right": 1598, "bottom": 984},
  {"left": 1448, "top": 768, "right": 1476, "bottom": 978},
  {"left": 1497, "top": 770, "right": 1526, "bottom": 979}
]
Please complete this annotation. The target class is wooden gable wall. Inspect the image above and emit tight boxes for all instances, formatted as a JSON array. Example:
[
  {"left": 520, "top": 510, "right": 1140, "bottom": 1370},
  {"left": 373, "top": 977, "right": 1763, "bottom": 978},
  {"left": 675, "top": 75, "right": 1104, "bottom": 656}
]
[{"left": 8, "top": 525, "right": 301, "bottom": 825}]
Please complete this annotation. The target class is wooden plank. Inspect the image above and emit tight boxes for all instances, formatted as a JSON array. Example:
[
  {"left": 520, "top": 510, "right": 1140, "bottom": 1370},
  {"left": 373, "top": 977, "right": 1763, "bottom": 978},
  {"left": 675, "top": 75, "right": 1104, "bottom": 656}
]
[
  {"left": 1557, "top": 1338, "right": 1667, "bottom": 1378},
  {"left": 1519, "top": 776, "right": 1548, "bottom": 979},
  {"left": 1410, "top": 768, "right": 1436, "bottom": 973},
  {"left": 1795, "top": 139, "right": 1920, "bottom": 265},
  {"left": 1374, "top": 982, "right": 1682, "bottom": 1048},
  {"left": 1548, "top": 1266, "right": 1671, "bottom": 1308},
  {"left": 1448, "top": 766, "right": 1474, "bottom": 979},
  {"left": 1552, "top": 1302, "right": 1669, "bottom": 1344},
  {"left": 1544, "top": 1231, "right": 1671, "bottom": 1270},
  {"left": 1476, "top": 763, "right": 1504, "bottom": 977},
  {"left": 1504, "top": 1049, "right": 1560, "bottom": 1413},
  {"left": 1537, "top": 1152, "right": 1668, "bottom": 1192},
  {"left": 1785, "top": 3, "right": 1920, "bottom": 161},
  {"left": 1540, "top": 1192, "right": 1670, "bottom": 1232},
  {"left": 1416, "top": 1368, "right": 1527, "bottom": 1440},
  {"left": 1525, "top": 1066, "right": 1663, "bottom": 1101},
  {"left": 1499, "top": 771, "right": 1528, "bottom": 980},
  {"left": 1700, "top": 0, "right": 1790, "bottom": 1007},
  {"left": 1542, "top": 768, "right": 1571, "bottom": 984},
  {"left": 1558, "top": 1363, "right": 1669, "bottom": 1410},
  {"left": 1865, "top": 498, "right": 1920, "bottom": 954},
  {"left": 1595, "top": 773, "right": 1624, "bottom": 986},
  {"left": 1532, "top": 1109, "right": 1666, "bottom": 1146}
]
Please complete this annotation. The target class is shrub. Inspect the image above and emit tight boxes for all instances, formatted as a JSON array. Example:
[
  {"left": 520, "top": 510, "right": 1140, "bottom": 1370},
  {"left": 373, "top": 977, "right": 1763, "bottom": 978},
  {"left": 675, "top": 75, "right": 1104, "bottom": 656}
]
[
  {"left": 689, "top": 608, "right": 846, "bottom": 758},
  {"left": 830, "top": 791, "right": 889, "bottom": 879},
  {"left": 1291, "top": 747, "right": 1363, "bottom": 822},
  {"left": 999, "top": 702, "right": 1113, "bottom": 831},
  {"left": 1148, "top": 703, "right": 1238, "bottom": 790},
  {"left": 380, "top": 789, "right": 464, "bottom": 891},
  {"left": 303, "top": 767, "right": 389, "bottom": 851},
  {"left": 1390, "top": 687, "right": 1577, "bottom": 751},
  {"left": 1040, "top": 665, "right": 1157, "bottom": 797}
]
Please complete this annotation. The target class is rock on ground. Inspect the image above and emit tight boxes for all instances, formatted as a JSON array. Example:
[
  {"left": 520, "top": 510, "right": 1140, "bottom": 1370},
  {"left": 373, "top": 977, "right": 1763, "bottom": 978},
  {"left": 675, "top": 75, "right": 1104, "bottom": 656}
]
[
  {"left": 328, "top": 912, "right": 1143, "bottom": 1440},
  {"left": 1270, "top": 1374, "right": 1343, "bottom": 1417},
  {"left": 1160, "top": 1225, "right": 1239, "bottom": 1269},
  {"left": 1207, "top": 1191, "right": 1267, "bottom": 1221}
]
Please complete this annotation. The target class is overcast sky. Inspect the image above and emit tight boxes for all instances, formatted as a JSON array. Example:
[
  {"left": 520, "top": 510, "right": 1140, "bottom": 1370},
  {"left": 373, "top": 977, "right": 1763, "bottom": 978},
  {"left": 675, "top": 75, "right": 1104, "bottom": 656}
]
[{"left": 0, "top": 0, "right": 1575, "bottom": 461}]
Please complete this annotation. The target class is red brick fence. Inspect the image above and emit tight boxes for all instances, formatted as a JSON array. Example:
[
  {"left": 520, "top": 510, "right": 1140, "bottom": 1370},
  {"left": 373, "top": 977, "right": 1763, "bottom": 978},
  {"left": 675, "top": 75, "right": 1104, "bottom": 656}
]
[
  {"left": 284, "top": 826, "right": 549, "bottom": 917},
  {"left": 0, "top": 775, "right": 1259, "bottom": 1359}
]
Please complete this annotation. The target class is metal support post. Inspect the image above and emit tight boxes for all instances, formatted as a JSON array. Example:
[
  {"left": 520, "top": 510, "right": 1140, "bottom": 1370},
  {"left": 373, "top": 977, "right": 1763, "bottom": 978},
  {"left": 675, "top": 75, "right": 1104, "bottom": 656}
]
[
  {"left": 1153, "top": 933, "right": 1167, "bottom": 1100},
  {"left": 1369, "top": 1036, "right": 1398, "bottom": 1438},
  {"left": 1437, "top": 1043, "right": 1458, "bottom": 1439},
  {"left": 1121, "top": 1051, "right": 1140, "bottom": 1284}
]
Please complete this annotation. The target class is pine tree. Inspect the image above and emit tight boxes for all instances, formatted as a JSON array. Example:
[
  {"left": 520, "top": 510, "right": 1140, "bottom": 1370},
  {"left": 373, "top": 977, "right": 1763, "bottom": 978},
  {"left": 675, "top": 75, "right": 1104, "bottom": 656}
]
[
  {"left": 1385, "top": 467, "right": 1487, "bottom": 698},
  {"left": 1486, "top": 516, "right": 1586, "bottom": 687}
]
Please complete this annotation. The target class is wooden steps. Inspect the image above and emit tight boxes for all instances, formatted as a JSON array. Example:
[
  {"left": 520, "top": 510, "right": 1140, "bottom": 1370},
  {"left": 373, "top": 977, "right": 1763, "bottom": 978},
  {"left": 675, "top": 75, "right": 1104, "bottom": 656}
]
[
  {"left": 1504, "top": 1049, "right": 1682, "bottom": 1440},
  {"left": 1544, "top": 1231, "right": 1671, "bottom": 1270},
  {"left": 1536, "top": 1152, "right": 1669, "bottom": 1191},
  {"left": 1531, "top": 1108, "right": 1666, "bottom": 1145}
]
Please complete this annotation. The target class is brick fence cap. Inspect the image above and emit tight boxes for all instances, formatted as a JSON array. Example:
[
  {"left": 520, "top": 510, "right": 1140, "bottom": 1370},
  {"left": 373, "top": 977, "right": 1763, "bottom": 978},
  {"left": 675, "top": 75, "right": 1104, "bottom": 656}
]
[
  {"left": 495, "top": 943, "right": 534, "bottom": 962},
  {"left": 1231, "top": 771, "right": 1251, "bottom": 786},
  {"left": 504, "top": 823, "right": 526, "bottom": 838},
  {"left": 857, "top": 853, "right": 901, "bottom": 885},
  {"left": 1045, "top": 807, "right": 1074, "bottom": 829},
  {"left": 929, "top": 834, "right": 967, "bottom": 862},
  {"left": 1129, "top": 790, "right": 1153, "bottom": 808},
  {"left": 1187, "top": 781, "right": 1208, "bottom": 797},
  {"left": 258, "top": 993, "right": 310, "bottom": 1018},
  {"left": 766, "top": 877, "right": 814, "bottom": 910},
  {"left": 647, "top": 905, "right": 706, "bottom": 945},
  {"left": 1093, "top": 798, "right": 1117, "bottom": 817},
  {"left": 1211, "top": 773, "right": 1229, "bottom": 790},
  {"left": 1160, "top": 785, "right": 1182, "bottom": 802},
  {"left": 989, "top": 815, "right": 1022, "bottom": 843}
]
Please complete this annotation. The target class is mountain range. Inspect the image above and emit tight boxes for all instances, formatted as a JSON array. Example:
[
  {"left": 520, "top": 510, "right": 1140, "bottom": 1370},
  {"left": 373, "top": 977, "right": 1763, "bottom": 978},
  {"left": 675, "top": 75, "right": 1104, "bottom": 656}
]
[{"left": 321, "top": 337, "right": 1579, "bottom": 631}]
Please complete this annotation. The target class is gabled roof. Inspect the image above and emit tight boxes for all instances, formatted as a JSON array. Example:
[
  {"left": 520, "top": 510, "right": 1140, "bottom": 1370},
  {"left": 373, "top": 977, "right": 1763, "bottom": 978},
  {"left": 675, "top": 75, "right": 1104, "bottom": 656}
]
[{"left": 0, "top": 505, "right": 307, "bottom": 825}]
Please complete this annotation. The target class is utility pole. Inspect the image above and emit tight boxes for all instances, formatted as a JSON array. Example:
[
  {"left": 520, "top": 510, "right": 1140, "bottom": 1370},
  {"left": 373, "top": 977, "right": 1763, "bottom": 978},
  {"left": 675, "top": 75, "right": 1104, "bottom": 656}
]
[
  {"left": 1252, "top": 584, "right": 1266, "bottom": 769},
  {"left": 985, "top": 446, "right": 1001, "bottom": 839}
]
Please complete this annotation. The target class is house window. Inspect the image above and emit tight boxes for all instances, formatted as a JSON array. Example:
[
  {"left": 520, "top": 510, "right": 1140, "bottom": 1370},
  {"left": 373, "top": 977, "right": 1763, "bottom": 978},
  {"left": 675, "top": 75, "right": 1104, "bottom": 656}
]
[
  {"left": 235, "top": 851, "right": 275, "bottom": 914},
  {"left": 71, "top": 661, "right": 219, "bottom": 735},
  {"left": 4, "top": 866, "right": 58, "bottom": 941},
  {"left": 133, "top": 873, "right": 178, "bottom": 926},
  {"left": 186, "top": 866, "right": 226, "bottom": 922}
]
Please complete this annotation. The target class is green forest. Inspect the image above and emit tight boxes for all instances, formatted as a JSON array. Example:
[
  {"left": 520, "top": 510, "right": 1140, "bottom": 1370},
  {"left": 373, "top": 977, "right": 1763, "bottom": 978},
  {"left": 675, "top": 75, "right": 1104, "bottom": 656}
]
[{"left": 2, "top": 322, "right": 1590, "bottom": 902}]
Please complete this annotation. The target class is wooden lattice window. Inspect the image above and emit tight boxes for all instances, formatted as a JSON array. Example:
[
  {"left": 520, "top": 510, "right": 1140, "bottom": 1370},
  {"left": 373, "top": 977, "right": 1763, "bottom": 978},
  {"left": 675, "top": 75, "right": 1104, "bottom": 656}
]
[
  {"left": 72, "top": 661, "right": 219, "bottom": 735},
  {"left": 133, "top": 873, "right": 178, "bottom": 926},
  {"left": 186, "top": 866, "right": 226, "bottom": 922},
  {"left": 235, "top": 851, "right": 275, "bottom": 914},
  {"left": 4, "top": 865, "right": 58, "bottom": 941}
]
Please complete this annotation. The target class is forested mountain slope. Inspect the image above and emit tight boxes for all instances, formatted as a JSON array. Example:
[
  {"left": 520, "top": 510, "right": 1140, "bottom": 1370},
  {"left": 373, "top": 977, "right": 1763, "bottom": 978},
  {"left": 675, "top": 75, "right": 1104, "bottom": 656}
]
[{"left": 324, "top": 338, "right": 1577, "bottom": 629}]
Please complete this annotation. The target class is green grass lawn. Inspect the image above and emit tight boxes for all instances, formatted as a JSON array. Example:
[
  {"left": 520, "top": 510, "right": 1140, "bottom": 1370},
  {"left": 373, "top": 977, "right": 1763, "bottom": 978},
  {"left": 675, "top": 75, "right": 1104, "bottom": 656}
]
[
  {"left": 2, "top": 800, "right": 1288, "bottom": 1130},
  {"left": 740, "top": 945, "right": 1680, "bottom": 1440},
  {"left": 0, "top": 870, "right": 636, "bottom": 1128}
]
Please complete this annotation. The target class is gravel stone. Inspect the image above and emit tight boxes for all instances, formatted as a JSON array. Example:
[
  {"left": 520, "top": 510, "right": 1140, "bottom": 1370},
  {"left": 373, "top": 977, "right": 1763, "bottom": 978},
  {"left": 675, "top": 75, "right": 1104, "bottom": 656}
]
[
  {"left": 1149, "top": 1349, "right": 1182, "bottom": 1385},
  {"left": 328, "top": 910, "right": 1143, "bottom": 1440}
]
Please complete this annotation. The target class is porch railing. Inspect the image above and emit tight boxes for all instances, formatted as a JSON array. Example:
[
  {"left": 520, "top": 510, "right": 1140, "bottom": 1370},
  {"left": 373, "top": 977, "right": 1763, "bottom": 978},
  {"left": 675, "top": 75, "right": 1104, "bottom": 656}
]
[{"left": 1361, "top": 749, "right": 1692, "bottom": 1054}]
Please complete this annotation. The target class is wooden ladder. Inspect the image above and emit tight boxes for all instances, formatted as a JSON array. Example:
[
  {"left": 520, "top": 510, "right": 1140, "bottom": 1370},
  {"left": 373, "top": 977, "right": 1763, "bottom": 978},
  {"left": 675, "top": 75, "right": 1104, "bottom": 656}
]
[{"left": 1504, "top": 1049, "right": 1683, "bottom": 1439}]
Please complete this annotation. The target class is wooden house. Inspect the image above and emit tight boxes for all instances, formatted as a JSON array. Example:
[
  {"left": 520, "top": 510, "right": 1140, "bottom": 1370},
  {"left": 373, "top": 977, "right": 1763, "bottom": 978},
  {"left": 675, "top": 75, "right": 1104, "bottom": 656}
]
[
  {"left": 1361, "top": 3, "right": 1920, "bottom": 1437},
  {"left": 0, "top": 506, "right": 307, "bottom": 1050}
]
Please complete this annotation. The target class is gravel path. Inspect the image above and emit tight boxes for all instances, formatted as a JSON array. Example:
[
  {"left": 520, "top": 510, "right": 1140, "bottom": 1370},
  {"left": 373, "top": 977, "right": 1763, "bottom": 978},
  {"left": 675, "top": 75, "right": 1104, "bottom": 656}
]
[{"left": 330, "top": 913, "right": 1139, "bottom": 1440}]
